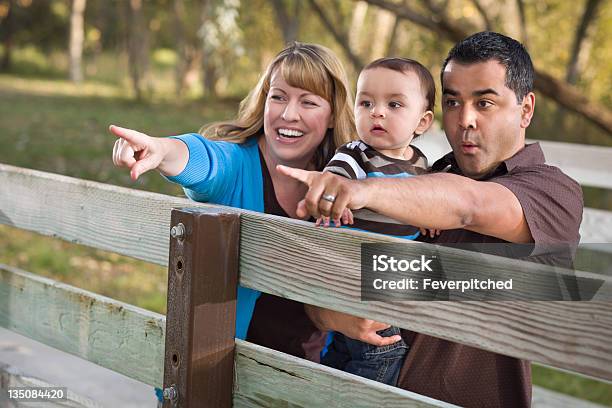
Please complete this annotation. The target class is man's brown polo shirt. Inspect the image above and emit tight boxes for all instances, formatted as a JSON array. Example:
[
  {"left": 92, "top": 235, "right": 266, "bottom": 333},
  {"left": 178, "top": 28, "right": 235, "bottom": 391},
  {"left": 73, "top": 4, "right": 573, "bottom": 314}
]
[{"left": 397, "top": 143, "right": 583, "bottom": 407}]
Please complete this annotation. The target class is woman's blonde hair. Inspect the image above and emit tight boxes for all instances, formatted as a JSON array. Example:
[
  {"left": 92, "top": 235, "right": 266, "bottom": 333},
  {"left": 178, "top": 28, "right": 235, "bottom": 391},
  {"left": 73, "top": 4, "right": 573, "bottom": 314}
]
[{"left": 201, "top": 42, "right": 356, "bottom": 170}]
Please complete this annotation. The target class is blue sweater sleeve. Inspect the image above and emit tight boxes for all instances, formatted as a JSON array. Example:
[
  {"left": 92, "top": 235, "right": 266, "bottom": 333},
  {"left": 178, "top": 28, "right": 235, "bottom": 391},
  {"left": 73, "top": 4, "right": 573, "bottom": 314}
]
[{"left": 165, "top": 133, "right": 243, "bottom": 204}]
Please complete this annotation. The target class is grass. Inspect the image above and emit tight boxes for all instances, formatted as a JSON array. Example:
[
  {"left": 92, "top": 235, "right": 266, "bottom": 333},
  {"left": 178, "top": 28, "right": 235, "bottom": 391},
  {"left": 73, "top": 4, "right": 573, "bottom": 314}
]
[
  {"left": 0, "top": 69, "right": 237, "bottom": 313},
  {"left": 0, "top": 74, "right": 237, "bottom": 195},
  {"left": 533, "top": 365, "right": 612, "bottom": 405},
  {"left": 0, "top": 225, "right": 168, "bottom": 314},
  {"left": 1, "top": 54, "right": 611, "bottom": 405}
]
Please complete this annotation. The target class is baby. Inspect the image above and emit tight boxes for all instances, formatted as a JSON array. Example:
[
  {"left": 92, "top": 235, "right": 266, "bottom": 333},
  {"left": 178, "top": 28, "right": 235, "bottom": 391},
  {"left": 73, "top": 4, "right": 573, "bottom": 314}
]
[{"left": 320, "top": 57, "right": 436, "bottom": 386}]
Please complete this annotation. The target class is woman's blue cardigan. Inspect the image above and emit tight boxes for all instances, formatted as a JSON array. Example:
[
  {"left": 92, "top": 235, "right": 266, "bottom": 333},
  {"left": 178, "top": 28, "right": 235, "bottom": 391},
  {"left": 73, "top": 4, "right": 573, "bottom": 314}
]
[{"left": 166, "top": 133, "right": 263, "bottom": 340}]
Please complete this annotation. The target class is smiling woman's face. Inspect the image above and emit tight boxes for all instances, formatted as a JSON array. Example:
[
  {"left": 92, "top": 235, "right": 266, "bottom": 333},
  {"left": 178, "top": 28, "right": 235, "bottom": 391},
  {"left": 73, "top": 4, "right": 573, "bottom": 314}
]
[{"left": 261, "top": 70, "right": 333, "bottom": 168}]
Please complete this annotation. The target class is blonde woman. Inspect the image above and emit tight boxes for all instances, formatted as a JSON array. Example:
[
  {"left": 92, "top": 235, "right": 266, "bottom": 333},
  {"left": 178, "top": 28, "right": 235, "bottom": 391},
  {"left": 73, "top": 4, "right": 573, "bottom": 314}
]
[{"left": 110, "top": 42, "right": 356, "bottom": 359}]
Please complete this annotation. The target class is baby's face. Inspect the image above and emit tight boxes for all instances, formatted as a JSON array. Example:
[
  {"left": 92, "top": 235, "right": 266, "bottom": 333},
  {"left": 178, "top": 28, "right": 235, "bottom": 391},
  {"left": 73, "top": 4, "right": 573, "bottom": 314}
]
[{"left": 355, "top": 67, "right": 429, "bottom": 159}]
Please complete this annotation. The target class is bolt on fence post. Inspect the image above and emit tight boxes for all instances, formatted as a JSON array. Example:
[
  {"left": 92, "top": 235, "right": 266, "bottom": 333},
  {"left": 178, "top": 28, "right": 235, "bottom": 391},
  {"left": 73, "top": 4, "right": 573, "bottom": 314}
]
[
  {"left": 162, "top": 385, "right": 178, "bottom": 402},
  {"left": 162, "top": 209, "right": 240, "bottom": 408},
  {"left": 170, "top": 223, "right": 185, "bottom": 240}
]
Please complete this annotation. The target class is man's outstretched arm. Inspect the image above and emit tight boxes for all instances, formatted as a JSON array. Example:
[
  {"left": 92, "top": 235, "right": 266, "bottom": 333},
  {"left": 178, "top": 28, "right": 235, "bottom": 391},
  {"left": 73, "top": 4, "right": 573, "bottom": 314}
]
[
  {"left": 278, "top": 166, "right": 532, "bottom": 243},
  {"left": 363, "top": 172, "right": 532, "bottom": 243}
]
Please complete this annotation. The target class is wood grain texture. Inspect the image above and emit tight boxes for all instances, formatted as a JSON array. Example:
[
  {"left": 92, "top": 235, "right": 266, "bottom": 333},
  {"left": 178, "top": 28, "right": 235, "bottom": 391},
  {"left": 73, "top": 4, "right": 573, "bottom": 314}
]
[
  {"left": 163, "top": 210, "right": 239, "bottom": 408},
  {"left": 1, "top": 163, "right": 610, "bottom": 254},
  {"left": 0, "top": 264, "right": 165, "bottom": 387},
  {"left": 233, "top": 339, "right": 456, "bottom": 408},
  {"left": 2, "top": 165, "right": 612, "bottom": 379},
  {"left": 0, "top": 163, "right": 207, "bottom": 267},
  {"left": 0, "top": 265, "right": 602, "bottom": 407},
  {"left": 234, "top": 341, "right": 607, "bottom": 408},
  {"left": 238, "top": 216, "right": 612, "bottom": 380}
]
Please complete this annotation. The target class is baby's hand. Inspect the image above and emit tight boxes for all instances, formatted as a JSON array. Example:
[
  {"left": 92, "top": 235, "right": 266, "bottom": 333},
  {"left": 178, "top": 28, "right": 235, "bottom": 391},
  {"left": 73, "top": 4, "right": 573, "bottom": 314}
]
[
  {"left": 341, "top": 208, "right": 354, "bottom": 225},
  {"left": 419, "top": 227, "right": 442, "bottom": 238},
  {"left": 316, "top": 208, "right": 354, "bottom": 227}
]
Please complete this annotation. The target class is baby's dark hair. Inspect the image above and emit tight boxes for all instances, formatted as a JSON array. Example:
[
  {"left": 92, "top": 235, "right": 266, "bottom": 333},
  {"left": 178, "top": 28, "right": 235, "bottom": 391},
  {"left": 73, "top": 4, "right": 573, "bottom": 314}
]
[{"left": 362, "top": 57, "right": 436, "bottom": 112}]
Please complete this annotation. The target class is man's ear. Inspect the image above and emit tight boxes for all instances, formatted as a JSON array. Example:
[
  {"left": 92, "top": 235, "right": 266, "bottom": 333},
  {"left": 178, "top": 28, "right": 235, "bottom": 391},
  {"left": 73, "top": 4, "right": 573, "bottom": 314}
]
[
  {"left": 520, "top": 92, "right": 535, "bottom": 128},
  {"left": 415, "top": 110, "right": 434, "bottom": 135}
]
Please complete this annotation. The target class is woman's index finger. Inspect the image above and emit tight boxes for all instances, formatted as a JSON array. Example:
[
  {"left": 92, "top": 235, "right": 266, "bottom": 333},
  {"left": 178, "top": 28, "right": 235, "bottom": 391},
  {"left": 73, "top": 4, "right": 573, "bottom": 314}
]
[{"left": 108, "top": 125, "right": 148, "bottom": 145}]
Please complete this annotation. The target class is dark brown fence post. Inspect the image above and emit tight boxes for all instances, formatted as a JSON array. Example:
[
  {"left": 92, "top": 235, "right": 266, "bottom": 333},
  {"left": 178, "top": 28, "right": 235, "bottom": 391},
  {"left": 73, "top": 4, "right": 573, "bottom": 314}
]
[{"left": 162, "top": 209, "right": 240, "bottom": 407}]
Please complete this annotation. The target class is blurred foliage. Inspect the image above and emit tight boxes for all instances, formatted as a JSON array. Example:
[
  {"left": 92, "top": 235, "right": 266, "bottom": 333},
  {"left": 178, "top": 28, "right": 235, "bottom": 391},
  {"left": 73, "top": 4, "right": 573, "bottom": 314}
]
[
  {"left": 0, "top": 71, "right": 237, "bottom": 312},
  {"left": 1, "top": 0, "right": 609, "bottom": 118},
  {"left": 0, "top": 73, "right": 237, "bottom": 190},
  {"left": 0, "top": 0, "right": 68, "bottom": 51}
]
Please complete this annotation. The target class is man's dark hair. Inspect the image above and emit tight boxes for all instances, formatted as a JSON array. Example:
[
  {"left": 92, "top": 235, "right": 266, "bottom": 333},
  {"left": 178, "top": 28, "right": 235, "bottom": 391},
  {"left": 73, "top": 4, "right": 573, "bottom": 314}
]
[
  {"left": 364, "top": 57, "right": 436, "bottom": 112},
  {"left": 441, "top": 31, "right": 534, "bottom": 103}
]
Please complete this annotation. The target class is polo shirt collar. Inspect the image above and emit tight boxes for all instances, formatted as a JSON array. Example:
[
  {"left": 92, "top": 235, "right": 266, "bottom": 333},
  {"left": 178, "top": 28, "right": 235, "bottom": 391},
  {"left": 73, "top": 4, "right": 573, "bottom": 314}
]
[{"left": 504, "top": 142, "right": 545, "bottom": 171}]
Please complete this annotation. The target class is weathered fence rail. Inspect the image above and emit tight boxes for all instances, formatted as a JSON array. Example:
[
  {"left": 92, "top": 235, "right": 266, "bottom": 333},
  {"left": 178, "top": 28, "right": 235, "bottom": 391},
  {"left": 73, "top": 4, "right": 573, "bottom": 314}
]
[
  {"left": 1, "top": 159, "right": 611, "bottom": 407},
  {"left": 0, "top": 264, "right": 455, "bottom": 407},
  {"left": 1, "top": 264, "right": 605, "bottom": 408}
]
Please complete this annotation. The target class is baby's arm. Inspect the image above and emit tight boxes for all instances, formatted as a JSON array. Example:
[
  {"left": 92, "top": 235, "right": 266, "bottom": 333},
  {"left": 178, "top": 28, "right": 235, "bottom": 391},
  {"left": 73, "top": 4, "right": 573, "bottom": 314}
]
[{"left": 316, "top": 143, "right": 360, "bottom": 227}]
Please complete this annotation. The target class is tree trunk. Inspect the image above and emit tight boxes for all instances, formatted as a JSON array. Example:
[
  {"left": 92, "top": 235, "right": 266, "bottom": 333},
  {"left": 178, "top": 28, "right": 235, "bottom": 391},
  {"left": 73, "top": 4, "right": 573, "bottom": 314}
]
[
  {"left": 515, "top": 0, "right": 528, "bottom": 46},
  {"left": 554, "top": 0, "right": 602, "bottom": 134},
  {"left": 308, "top": 0, "right": 364, "bottom": 71},
  {"left": 203, "top": 58, "right": 217, "bottom": 97},
  {"left": 500, "top": 0, "right": 521, "bottom": 41},
  {"left": 368, "top": 8, "right": 395, "bottom": 60},
  {"left": 126, "top": 0, "right": 150, "bottom": 101},
  {"left": 0, "top": 0, "right": 15, "bottom": 71},
  {"left": 173, "top": 0, "right": 188, "bottom": 97},
  {"left": 200, "top": 0, "right": 218, "bottom": 98},
  {"left": 385, "top": 13, "right": 401, "bottom": 56},
  {"left": 271, "top": 0, "right": 300, "bottom": 44},
  {"left": 349, "top": 1, "right": 368, "bottom": 53},
  {"left": 470, "top": 0, "right": 492, "bottom": 31},
  {"left": 535, "top": 70, "right": 612, "bottom": 135},
  {"left": 69, "top": 0, "right": 87, "bottom": 83},
  {"left": 566, "top": 0, "right": 602, "bottom": 84}
]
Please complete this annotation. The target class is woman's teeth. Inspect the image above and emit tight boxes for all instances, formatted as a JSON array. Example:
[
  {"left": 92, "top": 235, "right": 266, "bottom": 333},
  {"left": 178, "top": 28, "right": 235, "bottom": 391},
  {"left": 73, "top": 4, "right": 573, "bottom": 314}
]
[{"left": 278, "top": 128, "right": 304, "bottom": 138}]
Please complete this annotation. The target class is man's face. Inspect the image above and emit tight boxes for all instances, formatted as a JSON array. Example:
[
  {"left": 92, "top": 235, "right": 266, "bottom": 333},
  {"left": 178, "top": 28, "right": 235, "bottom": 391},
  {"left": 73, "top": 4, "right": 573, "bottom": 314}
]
[{"left": 441, "top": 60, "right": 534, "bottom": 179}]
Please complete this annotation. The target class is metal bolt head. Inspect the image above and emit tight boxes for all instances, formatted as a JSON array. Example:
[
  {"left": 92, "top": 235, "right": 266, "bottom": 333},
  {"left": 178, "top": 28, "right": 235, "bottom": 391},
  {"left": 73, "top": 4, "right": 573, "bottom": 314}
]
[
  {"left": 163, "top": 385, "right": 178, "bottom": 401},
  {"left": 170, "top": 223, "right": 185, "bottom": 239}
]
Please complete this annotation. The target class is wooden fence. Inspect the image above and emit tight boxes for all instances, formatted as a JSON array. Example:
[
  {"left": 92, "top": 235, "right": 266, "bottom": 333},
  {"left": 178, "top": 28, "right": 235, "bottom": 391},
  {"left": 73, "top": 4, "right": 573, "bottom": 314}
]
[{"left": 1, "top": 139, "right": 611, "bottom": 407}]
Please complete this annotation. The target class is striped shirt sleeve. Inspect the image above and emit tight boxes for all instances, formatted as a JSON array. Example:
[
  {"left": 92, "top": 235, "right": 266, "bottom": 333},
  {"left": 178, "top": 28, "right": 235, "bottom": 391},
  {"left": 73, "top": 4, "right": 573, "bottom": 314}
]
[{"left": 324, "top": 142, "right": 367, "bottom": 180}]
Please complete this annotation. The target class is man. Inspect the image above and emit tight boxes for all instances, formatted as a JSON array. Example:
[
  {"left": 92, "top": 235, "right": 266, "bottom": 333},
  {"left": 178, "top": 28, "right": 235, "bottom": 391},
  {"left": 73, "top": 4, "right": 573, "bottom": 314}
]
[{"left": 279, "top": 31, "right": 583, "bottom": 407}]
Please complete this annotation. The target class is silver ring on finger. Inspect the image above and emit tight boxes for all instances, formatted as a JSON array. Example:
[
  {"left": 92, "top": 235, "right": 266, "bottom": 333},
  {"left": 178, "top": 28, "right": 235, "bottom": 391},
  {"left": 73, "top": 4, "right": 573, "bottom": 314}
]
[{"left": 321, "top": 194, "right": 336, "bottom": 203}]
